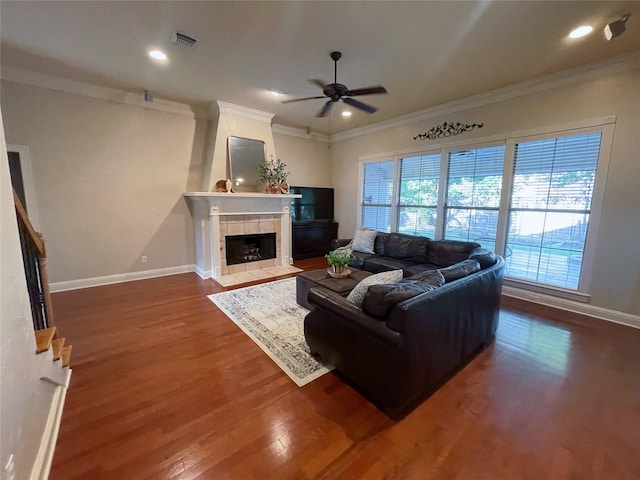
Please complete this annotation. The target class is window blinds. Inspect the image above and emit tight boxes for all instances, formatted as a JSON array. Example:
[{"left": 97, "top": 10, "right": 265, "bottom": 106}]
[
  {"left": 444, "top": 146, "right": 505, "bottom": 248},
  {"left": 397, "top": 154, "right": 440, "bottom": 237},
  {"left": 361, "top": 160, "right": 394, "bottom": 232},
  {"left": 505, "top": 132, "right": 602, "bottom": 290}
]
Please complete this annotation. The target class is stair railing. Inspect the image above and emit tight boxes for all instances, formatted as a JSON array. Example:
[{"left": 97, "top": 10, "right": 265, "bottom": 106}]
[{"left": 13, "top": 189, "right": 55, "bottom": 331}]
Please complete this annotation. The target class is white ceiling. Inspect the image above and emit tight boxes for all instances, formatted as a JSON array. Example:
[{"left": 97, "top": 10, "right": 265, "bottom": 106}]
[{"left": 1, "top": 1, "right": 639, "bottom": 134}]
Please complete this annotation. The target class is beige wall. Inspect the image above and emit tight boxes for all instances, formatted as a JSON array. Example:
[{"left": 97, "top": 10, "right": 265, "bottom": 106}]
[
  {"left": 330, "top": 67, "right": 640, "bottom": 315},
  {"left": 273, "top": 132, "right": 332, "bottom": 187},
  {"left": 203, "top": 106, "right": 276, "bottom": 191},
  {"left": 0, "top": 81, "right": 334, "bottom": 285},
  {"left": 1, "top": 81, "right": 199, "bottom": 283},
  {"left": 1, "top": 106, "right": 58, "bottom": 480}
]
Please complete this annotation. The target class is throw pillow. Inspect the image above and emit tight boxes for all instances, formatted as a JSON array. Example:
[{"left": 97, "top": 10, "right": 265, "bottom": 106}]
[
  {"left": 362, "top": 281, "right": 426, "bottom": 319},
  {"left": 346, "top": 269, "right": 403, "bottom": 307},
  {"left": 352, "top": 227, "right": 378, "bottom": 254}
]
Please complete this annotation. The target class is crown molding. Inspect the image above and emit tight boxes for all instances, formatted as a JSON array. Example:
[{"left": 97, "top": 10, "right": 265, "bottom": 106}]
[
  {"left": 331, "top": 50, "right": 640, "bottom": 143},
  {"left": 271, "top": 124, "right": 330, "bottom": 143},
  {"left": 0, "top": 66, "right": 209, "bottom": 119},
  {"left": 213, "top": 100, "right": 275, "bottom": 123}
]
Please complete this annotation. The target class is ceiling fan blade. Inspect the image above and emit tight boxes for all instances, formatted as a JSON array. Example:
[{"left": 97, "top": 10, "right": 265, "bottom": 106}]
[
  {"left": 281, "top": 96, "right": 326, "bottom": 104},
  {"left": 345, "top": 86, "right": 388, "bottom": 96},
  {"left": 309, "top": 79, "right": 328, "bottom": 89},
  {"left": 343, "top": 97, "right": 378, "bottom": 114},
  {"left": 316, "top": 100, "right": 335, "bottom": 117}
]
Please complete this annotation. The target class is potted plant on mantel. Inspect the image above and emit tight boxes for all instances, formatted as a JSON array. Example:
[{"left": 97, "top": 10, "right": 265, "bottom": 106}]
[
  {"left": 325, "top": 249, "right": 356, "bottom": 276},
  {"left": 257, "top": 156, "right": 290, "bottom": 194}
]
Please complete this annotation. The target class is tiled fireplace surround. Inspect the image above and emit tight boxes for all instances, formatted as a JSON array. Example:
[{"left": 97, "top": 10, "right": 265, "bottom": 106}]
[
  {"left": 184, "top": 192, "right": 301, "bottom": 279},
  {"left": 220, "top": 215, "right": 281, "bottom": 274}
]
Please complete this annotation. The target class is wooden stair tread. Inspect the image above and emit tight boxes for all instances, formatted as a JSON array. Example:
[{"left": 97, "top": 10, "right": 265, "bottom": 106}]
[
  {"left": 61, "top": 345, "right": 72, "bottom": 367},
  {"left": 35, "top": 327, "right": 56, "bottom": 354},
  {"left": 52, "top": 337, "right": 66, "bottom": 361}
]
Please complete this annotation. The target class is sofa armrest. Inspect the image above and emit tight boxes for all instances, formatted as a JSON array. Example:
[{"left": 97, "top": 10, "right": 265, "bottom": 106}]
[
  {"left": 331, "top": 238, "right": 352, "bottom": 250},
  {"left": 307, "top": 287, "right": 401, "bottom": 348},
  {"left": 469, "top": 247, "right": 498, "bottom": 269}
]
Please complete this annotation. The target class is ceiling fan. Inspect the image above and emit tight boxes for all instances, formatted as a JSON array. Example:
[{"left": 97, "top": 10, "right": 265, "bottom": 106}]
[{"left": 282, "top": 51, "right": 388, "bottom": 117}]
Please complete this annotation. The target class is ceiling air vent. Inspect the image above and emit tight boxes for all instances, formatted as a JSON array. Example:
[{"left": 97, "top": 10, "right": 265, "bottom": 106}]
[{"left": 171, "top": 32, "right": 197, "bottom": 50}]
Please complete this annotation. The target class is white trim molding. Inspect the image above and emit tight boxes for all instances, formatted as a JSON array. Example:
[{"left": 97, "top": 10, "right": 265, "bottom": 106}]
[
  {"left": 30, "top": 381, "right": 70, "bottom": 480},
  {"left": 331, "top": 51, "right": 640, "bottom": 143},
  {"left": 213, "top": 100, "right": 275, "bottom": 123},
  {"left": 50, "top": 265, "right": 195, "bottom": 292},
  {"left": 271, "top": 124, "right": 330, "bottom": 143},
  {"left": 503, "top": 286, "right": 640, "bottom": 330},
  {"left": 0, "top": 66, "right": 208, "bottom": 119}
]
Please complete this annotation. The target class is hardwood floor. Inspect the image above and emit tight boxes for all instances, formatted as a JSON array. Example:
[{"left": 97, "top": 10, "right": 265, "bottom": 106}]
[{"left": 49, "top": 259, "right": 640, "bottom": 479}]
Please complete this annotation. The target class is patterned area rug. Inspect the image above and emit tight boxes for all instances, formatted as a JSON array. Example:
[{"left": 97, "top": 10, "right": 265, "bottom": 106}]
[{"left": 208, "top": 278, "right": 333, "bottom": 386}]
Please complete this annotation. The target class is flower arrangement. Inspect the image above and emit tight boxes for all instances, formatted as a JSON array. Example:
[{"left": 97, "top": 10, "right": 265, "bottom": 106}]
[
  {"left": 325, "top": 248, "right": 355, "bottom": 275},
  {"left": 325, "top": 249, "right": 355, "bottom": 266},
  {"left": 257, "top": 156, "right": 290, "bottom": 193}
]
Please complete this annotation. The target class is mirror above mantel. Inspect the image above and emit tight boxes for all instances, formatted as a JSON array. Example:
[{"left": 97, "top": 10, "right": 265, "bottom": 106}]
[{"left": 227, "top": 136, "right": 266, "bottom": 192}]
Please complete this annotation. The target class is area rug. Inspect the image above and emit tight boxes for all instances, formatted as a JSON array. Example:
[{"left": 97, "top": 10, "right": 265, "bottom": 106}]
[{"left": 208, "top": 278, "right": 333, "bottom": 386}]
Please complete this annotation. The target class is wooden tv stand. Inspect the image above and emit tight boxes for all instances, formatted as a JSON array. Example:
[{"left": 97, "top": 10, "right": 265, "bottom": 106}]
[{"left": 292, "top": 221, "right": 338, "bottom": 260}]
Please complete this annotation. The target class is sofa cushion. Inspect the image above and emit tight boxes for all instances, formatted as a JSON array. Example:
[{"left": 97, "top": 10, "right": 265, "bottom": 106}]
[
  {"left": 352, "top": 227, "right": 378, "bottom": 254},
  {"left": 437, "top": 259, "right": 481, "bottom": 283},
  {"left": 404, "top": 263, "right": 440, "bottom": 277},
  {"left": 350, "top": 252, "right": 375, "bottom": 269},
  {"left": 346, "top": 269, "right": 403, "bottom": 307},
  {"left": 374, "top": 232, "right": 389, "bottom": 255},
  {"left": 363, "top": 257, "right": 419, "bottom": 275},
  {"left": 469, "top": 248, "right": 498, "bottom": 269},
  {"left": 362, "top": 282, "right": 425, "bottom": 319},
  {"left": 362, "top": 271, "right": 445, "bottom": 318},
  {"left": 409, "top": 270, "right": 446, "bottom": 289},
  {"left": 384, "top": 233, "right": 430, "bottom": 262},
  {"left": 427, "top": 240, "right": 481, "bottom": 267}
]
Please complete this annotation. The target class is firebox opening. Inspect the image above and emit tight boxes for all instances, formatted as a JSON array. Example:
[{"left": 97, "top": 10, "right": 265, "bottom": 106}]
[{"left": 225, "top": 233, "right": 276, "bottom": 266}]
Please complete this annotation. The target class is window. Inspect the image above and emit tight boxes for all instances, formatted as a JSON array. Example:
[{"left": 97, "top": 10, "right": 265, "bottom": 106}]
[
  {"left": 397, "top": 153, "right": 440, "bottom": 238},
  {"left": 357, "top": 118, "right": 611, "bottom": 296},
  {"left": 505, "top": 132, "right": 602, "bottom": 290},
  {"left": 444, "top": 146, "right": 505, "bottom": 251},
  {"left": 361, "top": 160, "right": 394, "bottom": 232}
]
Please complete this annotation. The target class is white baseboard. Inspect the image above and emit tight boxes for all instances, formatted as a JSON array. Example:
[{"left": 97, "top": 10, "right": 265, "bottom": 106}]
[
  {"left": 194, "top": 265, "right": 211, "bottom": 279},
  {"left": 503, "top": 286, "right": 640, "bottom": 330},
  {"left": 50, "top": 265, "right": 195, "bottom": 292},
  {"left": 30, "top": 377, "right": 70, "bottom": 480}
]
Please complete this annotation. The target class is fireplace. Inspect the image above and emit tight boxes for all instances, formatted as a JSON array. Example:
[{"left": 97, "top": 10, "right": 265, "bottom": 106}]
[
  {"left": 225, "top": 233, "right": 276, "bottom": 266},
  {"left": 184, "top": 192, "right": 301, "bottom": 279}
]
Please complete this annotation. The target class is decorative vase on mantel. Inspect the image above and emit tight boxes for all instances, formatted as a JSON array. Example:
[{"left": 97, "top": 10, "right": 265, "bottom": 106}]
[
  {"left": 257, "top": 156, "right": 290, "bottom": 195},
  {"left": 267, "top": 184, "right": 280, "bottom": 194}
]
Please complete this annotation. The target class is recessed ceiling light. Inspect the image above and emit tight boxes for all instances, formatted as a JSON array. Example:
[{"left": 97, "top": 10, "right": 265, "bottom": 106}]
[
  {"left": 341, "top": 111, "right": 352, "bottom": 117},
  {"left": 269, "top": 90, "right": 282, "bottom": 97},
  {"left": 568, "top": 25, "right": 593, "bottom": 39},
  {"left": 148, "top": 50, "right": 168, "bottom": 61}
]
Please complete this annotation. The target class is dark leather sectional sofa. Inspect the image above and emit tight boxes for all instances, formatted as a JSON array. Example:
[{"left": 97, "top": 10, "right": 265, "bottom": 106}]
[{"left": 304, "top": 231, "right": 505, "bottom": 419}]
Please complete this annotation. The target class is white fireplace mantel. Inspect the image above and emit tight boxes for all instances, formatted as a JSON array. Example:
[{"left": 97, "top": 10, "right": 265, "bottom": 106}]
[{"left": 184, "top": 192, "right": 301, "bottom": 279}]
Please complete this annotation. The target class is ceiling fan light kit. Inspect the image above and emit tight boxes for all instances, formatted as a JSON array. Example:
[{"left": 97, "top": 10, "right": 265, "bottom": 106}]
[{"left": 282, "top": 51, "right": 388, "bottom": 117}]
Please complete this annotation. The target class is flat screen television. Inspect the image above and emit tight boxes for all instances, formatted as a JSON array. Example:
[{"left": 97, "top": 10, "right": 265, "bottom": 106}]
[{"left": 289, "top": 186, "right": 334, "bottom": 223}]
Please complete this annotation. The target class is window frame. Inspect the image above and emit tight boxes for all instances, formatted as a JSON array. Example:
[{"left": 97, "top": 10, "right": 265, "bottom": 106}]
[
  {"left": 357, "top": 155, "right": 398, "bottom": 233},
  {"left": 356, "top": 116, "right": 614, "bottom": 300},
  {"left": 396, "top": 151, "right": 442, "bottom": 238},
  {"left": 440, "top": 141, "right": 507, "bottom": 249},
  {"left": 501, "top": 120, "right": 614, "bottom": 298}
]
